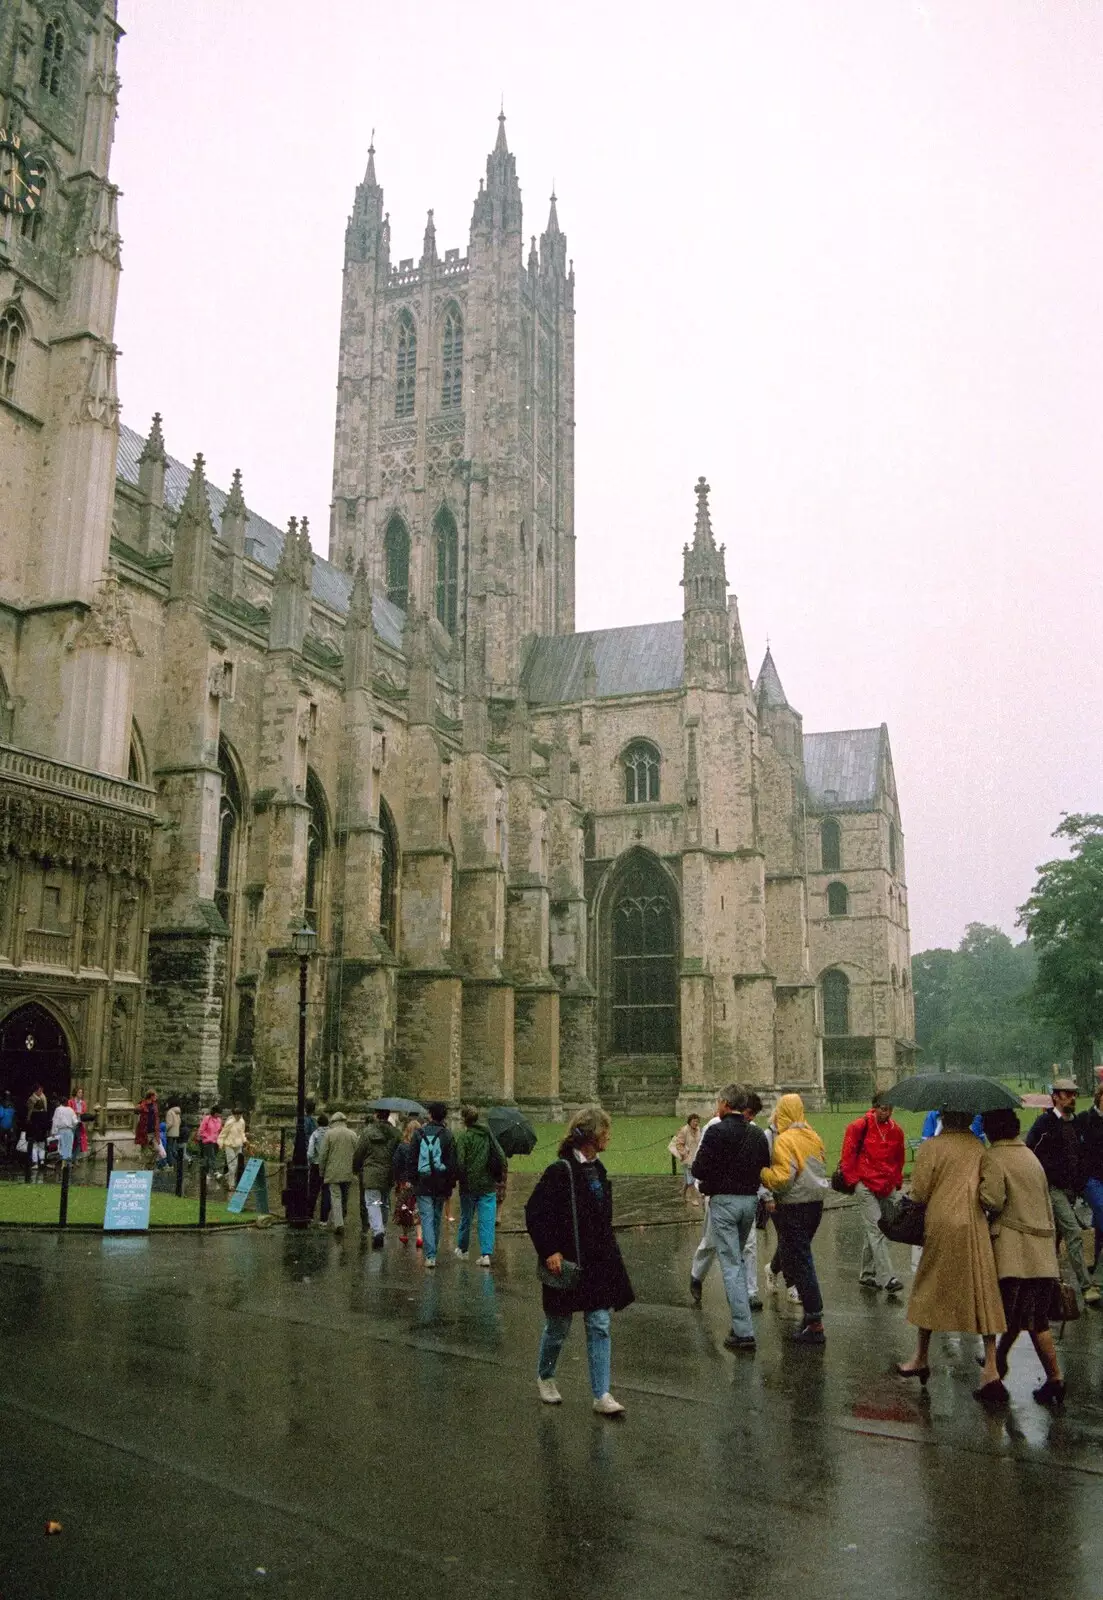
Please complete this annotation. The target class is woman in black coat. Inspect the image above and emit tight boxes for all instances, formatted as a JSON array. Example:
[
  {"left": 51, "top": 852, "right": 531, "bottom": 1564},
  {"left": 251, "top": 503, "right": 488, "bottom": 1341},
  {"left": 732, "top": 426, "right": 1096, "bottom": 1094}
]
[{"left": 524, "top": 1106, "right": 634, "bottom": 1416}]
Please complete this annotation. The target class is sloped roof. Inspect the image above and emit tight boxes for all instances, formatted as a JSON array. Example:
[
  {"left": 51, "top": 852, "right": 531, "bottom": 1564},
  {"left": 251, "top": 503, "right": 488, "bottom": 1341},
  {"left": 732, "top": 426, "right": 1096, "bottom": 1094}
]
[
  {"left": 754, "top": 646, "right": 789, "bottom": 709},
  {"left": 803, "top": 726, "right": 886, "bottom": 811},
  {"left": 115, "top": 423, "right": 405, "bottom": 652},
  {"left": 522, "top": 621, "right": 683, "bottom": 704}
]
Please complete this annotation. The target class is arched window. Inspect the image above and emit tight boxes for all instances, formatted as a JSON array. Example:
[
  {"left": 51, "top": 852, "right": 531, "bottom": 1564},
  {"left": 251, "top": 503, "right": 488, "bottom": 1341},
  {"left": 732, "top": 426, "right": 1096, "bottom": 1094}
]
[
  {"left": 609, "top": 853, "right": 678, "bottom": 1054},
  {"left": 623, "top": 740, "right": 660, "bottom": 805},
  {"left": 434, "top": 506, "right": 458, "bottom": 634},
  {"left": 0, "top": 668, "right": 12, "bottom": 742},
  {"left": 889, "top": 821, "right": 898, "bottom": 875},
  {"left": 827, "top": 881, "right": 848, "bottom": 917},
  {"left": 216, "top": 740, "right": 244, "bottom": 930},
  {"left": 821, "top": 816, "right": 841, "bottom": 871},
  {"left": 441, "top": 307, "right": 463, "bottom": 409},
  {"left": 383, "top": 516, "right": 409, "bottom": 611},
  {"left": 379, "top": 797, "right": 399, "bottom": 952},
  {"left": 394, "top": 310, "right": 416, "bottom": 418},
  {"left": 305, "top": 770, "right": 328, "bottom": 934},
  {"left": 20, "top": 172, "right": 46, "bottom": 243},
  {"left": 40, "top": 18, "right": 64, "bottom": 95},
  {"left": 127, "top": 721, "right": 148, "bottom": 785},
  {"left": 822, "top": 969, "right": 850, "bottom": 1036},
  {"left": 0, "top": 308, "right": 24, "bottom": 402}
]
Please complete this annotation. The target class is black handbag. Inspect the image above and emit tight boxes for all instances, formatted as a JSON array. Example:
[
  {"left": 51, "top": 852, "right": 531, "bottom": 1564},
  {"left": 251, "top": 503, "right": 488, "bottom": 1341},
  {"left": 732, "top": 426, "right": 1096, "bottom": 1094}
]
[
  {"left": 537, "top": 1160, "right": 583, "bottom": 1291},
  {"left": 830, "top": 1164, "right": 856, "bottom": 1195},
  {"left": 878, "top": 1193, "right": 926, "bottom": 1246}
]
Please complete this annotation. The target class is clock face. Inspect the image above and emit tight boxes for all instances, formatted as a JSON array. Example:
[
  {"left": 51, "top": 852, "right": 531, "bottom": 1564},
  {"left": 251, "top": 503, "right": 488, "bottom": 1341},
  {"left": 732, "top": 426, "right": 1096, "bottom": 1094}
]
[{"left": 0, "top": 129, "right": 46, "bottom": 215}]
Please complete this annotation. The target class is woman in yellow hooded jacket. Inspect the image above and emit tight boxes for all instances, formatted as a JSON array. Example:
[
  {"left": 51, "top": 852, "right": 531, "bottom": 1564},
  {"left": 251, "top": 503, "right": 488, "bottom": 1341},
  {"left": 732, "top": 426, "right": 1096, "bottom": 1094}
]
[{"left": 761, "top": 1093, "right": 830, "bottom": 1344}]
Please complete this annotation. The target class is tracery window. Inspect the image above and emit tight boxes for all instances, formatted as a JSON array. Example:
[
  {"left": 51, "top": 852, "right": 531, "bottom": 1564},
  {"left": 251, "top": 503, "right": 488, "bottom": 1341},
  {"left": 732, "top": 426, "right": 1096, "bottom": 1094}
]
[
  {"left": 384, "top": 516, "right": 409, "bottom": 611},
  {"left": 215, "top": 741, "right": 243, "bottom": 930},
  {"left": 394, "top": 311, "right": 416, "bottom": 418},
  {"left": 610, "top": 855, "right": 678, "bottom": 1054},
  {"left": 379, "top": 799, "right": 399, "bottom": 952},
  {"left": 822, "top": 969, "right": 850, "bottom": 1036},
  {"left": 0, "top": 309, "right": 24, "bottom": 401},
  {"left": 441, "top": 308, "right": 463, "bottom": 409},
  {"left": 40, "top": 19, "right": 64, "bottom": 95},
  {"left": 434, "top": 506, "right": 458, "bottom": 634},
  {"left": 305, "top": 771, "right": 328, "bottom": 934},
  {"left": 623, "top": 740, "right": 660, "bottom": 805},
  {"left": 821, "top": 816, "right": 841, "bottom": 871},
  {"left": 827, "top": 881, "right": 848, "bottom": 917}
]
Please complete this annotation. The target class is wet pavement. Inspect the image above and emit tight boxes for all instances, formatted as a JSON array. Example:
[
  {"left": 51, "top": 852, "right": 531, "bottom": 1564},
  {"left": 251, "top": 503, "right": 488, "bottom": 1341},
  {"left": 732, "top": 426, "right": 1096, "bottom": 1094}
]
[{"left": 2, "top": 1198, "right": 1103, "bottom": 1600}]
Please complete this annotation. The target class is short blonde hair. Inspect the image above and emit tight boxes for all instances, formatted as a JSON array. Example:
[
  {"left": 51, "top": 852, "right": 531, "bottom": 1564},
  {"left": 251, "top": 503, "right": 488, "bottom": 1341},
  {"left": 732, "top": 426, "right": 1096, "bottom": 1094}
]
[{"left": 559, "top": 1104, "right": 611, "bottom": 1156}]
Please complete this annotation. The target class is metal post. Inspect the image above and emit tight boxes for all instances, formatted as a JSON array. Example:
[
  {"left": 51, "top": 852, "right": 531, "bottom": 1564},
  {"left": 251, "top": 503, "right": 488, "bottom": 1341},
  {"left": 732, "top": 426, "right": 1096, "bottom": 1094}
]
[
  {"left": 175, "top": 1142, "right": 185, "bottom": 1198},
  {"left": 198, "top": 1164, "right": 207, "bottom": 1228},
  {"left": 59, "top": 1162, "right": 70, "bottom": 1227},
  {"left": 106, "top": 1141, "right": 115, "bottom": 1181}
]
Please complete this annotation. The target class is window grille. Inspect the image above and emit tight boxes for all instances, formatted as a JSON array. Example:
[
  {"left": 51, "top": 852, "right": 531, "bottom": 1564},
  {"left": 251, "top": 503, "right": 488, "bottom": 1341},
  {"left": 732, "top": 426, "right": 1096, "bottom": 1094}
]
[
  {"left": 395, "top": 312, "right": 416, "bottom": 418},
  {"left": 441, "top": 309, "right": 463, "bottom": 409},
  {"left": 623, "top": 741, "right": 660, "bottom": 805}
]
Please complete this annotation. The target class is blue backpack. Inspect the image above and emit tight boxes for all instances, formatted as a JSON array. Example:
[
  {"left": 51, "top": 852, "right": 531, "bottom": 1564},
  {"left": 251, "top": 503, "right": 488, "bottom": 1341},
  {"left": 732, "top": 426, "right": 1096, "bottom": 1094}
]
[{"left": 417, "top": 1128, "right": 447, "bottom": 1179}]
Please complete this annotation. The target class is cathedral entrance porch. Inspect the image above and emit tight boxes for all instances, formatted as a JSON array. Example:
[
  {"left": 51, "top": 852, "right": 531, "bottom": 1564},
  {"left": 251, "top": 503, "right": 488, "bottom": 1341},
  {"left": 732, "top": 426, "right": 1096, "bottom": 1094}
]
[{"left": 0, "top": 1002, "right": 72, "bottom": 1108}]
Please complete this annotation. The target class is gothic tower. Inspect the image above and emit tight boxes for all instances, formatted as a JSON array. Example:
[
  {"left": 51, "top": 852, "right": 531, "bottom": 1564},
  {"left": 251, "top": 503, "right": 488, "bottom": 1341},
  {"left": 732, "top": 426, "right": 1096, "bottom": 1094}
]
[{"left": 329, "top": 115, "right": 575, "bottom": 697}]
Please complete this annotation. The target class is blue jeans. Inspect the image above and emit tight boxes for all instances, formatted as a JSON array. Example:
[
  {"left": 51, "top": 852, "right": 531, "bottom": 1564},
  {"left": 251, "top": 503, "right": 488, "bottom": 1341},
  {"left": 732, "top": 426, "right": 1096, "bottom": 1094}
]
[
  {"left": 1082, "top": 1177, "right": 1103, "bottom": 1284},
  {"left": 457, "top": 1191, "right": 497, "bottom": 1256},
  {"left": 773, "top": 1201, "right": 824, "bottom": 1319},
  {"left": 698, "top": 1193, "right": 757, "bottom": 1338},
  {"left": 417, "top": 1194, "right": 445, "bottom": 1260},
  {"left": 537, "top": 1308, "right": 612, "bottom": 1399}
]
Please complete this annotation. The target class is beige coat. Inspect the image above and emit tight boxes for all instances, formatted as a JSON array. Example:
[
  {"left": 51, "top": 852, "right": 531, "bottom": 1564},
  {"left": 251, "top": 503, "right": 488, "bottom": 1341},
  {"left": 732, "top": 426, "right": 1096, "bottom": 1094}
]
[
  {"left": 978, "top": 1138, "right": 1059, "bottom": 1282},
  {"left": 907, "top": 1130, "right": 1006, "bottom": 1335}
]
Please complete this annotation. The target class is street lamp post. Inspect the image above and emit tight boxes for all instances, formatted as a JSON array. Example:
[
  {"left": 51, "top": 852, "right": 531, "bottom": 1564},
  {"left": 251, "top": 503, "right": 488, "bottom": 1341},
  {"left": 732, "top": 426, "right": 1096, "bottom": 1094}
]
[{"left": 283, "top": 923, "right": 317, "bottom": 1228}]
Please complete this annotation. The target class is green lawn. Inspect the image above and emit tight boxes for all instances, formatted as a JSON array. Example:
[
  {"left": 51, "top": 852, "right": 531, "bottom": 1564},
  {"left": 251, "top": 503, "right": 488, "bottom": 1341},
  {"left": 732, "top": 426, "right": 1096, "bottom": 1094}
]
[
  {"left": 507, "top": 1105, "right": 930, "bottom": 1178},
  {"left": 0, "top": 1182, "right": 250, "bottom": 1227}
]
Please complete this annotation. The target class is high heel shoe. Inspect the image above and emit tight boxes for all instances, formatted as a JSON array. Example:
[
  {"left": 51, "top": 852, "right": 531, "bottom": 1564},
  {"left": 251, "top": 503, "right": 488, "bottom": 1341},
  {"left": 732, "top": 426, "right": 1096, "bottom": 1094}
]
[
  {"left": 973, "top": 1379, "right": 1009, "bottom": 1405},
  {"left": 895, "top": 1362, "right": 930, "bottom": 1385},
  {"left": 1032, "top": 1378, "right": 1066, "bottom": 1407}
]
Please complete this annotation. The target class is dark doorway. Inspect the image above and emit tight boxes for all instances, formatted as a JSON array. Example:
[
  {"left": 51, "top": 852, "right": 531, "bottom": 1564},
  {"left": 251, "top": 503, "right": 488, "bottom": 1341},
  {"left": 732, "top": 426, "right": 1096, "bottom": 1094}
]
[{"left": 0, "top": 1003, "right": 72, "bottom": 1109}]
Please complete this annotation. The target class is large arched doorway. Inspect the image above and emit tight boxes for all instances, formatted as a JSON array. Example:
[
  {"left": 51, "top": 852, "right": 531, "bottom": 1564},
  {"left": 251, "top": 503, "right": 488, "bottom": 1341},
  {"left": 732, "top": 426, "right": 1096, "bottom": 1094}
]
[{"left": 0, "top": 1003, "right": 72, "bottom": 1107}]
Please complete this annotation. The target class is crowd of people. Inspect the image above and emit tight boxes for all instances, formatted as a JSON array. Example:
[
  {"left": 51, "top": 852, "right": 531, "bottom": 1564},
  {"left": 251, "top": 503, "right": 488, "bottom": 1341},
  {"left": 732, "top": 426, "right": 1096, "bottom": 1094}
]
[{"left": 0, "top": 1085, "right": 90, "bottom": 1175}]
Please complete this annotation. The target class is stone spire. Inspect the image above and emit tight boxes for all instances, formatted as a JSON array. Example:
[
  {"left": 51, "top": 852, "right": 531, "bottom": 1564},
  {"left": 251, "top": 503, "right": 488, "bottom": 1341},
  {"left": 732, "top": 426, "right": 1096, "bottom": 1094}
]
[
  {"left": 220, "top": 468, "right": 248, "bottom": 598},
  {"left": 137, "top": 412, "right": 167, "bottom": 554},
  {"left": 494, "top": 108, "right": 508, "bottom": 155},
  {"left": 347, "top": 133, "right": 387, "bottom": 263},
  {"left": 344, "top": 561, "right": 374, "bottom": 692},
  {"left": 754, "top": 646, "right": 790, "bottom": 710},
  {"left": 270, "top": 516, "right": 313, "bottom": 651},
  {"left": 169, "top": 454, "right": 213, "bottom": 602},
  {"left": 681, "top": 477, "right": 730, "bottom": 688},
  {"left": 138, "top": 410, "right": 165, "bottom": 466},
  {"left": 472, "top": 109, "right": 522, "bottom": 236},
  {"left": 421, "top": 207, "right": 437, "bottom": 266},
  {"left": 540, "top": 188, "right": 567, "bottom": 276}
]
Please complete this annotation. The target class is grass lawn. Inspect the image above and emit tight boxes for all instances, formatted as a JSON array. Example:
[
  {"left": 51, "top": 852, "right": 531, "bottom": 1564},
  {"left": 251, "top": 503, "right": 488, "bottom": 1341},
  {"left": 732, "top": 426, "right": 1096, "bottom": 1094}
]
[
  {"left": 0, "top": 1182, "right": 250, "bottom": 1227},
  {"left": 507, "top": 1104, "right": 930, "bottom": 1178}
]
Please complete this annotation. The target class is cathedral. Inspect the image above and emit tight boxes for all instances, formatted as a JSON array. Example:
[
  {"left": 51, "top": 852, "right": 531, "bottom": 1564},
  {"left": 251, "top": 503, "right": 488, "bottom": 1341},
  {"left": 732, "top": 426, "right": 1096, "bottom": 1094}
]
[{"left": 0, "top": 2, "right": 915, "bottom": 1130}]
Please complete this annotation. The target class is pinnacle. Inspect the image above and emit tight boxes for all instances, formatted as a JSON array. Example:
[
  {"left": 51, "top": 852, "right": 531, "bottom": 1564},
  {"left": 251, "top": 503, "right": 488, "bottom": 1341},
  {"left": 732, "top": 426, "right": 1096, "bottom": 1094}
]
[
  {"left": 545, "top": 190, "right": 560, "bottom": 236},
  {"left": 224, "top": 467, "right": 245, "bottom": 516},
  {"left": 494, "top": 108, "right": 508, "bottom": 155},
  {"left": 179, "top": 452, "right": 212, "bottom": 526},
  {"left": 755, "top": 646, "right": 790, "bottom": 710},
  {"left": 364, "top": 130, "right": 378, "bottom": 188},
  {"left": 693, "top": 475, "right": 714, "bottom": 551},
  {"left": 139, "top": 411, "right": 166, "bottom": 463}
]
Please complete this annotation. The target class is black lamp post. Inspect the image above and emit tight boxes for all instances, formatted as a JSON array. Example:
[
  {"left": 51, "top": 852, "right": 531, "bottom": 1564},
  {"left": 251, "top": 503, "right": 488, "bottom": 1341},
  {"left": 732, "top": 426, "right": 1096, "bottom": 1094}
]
[{"left": 283, "top": 923, "right": 317, "bottom": 1228}]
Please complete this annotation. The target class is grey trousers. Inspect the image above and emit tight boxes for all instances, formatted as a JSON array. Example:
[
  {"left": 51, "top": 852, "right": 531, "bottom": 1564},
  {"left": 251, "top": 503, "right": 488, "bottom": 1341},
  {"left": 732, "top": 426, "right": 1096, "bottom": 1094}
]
[
  {"left": 855, "top": 1183, "right": 898, "bottom": 1286},
  {"left": 1050, "top": 1186, "right": 1090, "bottom": 1291}
]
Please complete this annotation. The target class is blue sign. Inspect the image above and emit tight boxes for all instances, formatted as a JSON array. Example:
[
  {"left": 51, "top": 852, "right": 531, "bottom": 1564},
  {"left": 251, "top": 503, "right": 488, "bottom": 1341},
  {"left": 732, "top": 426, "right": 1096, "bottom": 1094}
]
[
  {"left": 227, "top": 1157, "right": 269, "bottom": 1215},
  {"left": 104, "top": 1170, "right": 153, "bottom": 1232}
]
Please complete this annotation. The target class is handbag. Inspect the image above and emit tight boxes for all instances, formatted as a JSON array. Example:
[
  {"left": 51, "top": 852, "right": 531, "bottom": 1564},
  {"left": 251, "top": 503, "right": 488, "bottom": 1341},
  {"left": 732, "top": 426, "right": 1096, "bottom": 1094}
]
[
  {"left": 878, "top": 1192, "right": 926, "bottom": 1246},
  {"left": 536, "top": 1159, "right": 584, "bottom": 1291},
  {"left": 831, "top": 1115, "right": 870, "bottom": 1195},
  {"left": 1056, "top": 1278, "right": 1080, "bottom": 1323}
]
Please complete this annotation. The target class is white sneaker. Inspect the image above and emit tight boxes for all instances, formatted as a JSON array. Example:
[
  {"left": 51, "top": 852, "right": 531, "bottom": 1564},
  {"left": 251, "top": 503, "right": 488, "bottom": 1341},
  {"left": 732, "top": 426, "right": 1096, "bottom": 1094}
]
[
  {"left": 477, "top": 1254, "right": 492, "bottom": 1267},
  {"left": 787, "top": 1285, "right": 800, "bottom": 1303},
  {"left": 592, "top": 1393, "right": 626, "bottom": 1417},
  {"left": 425, "top": 1257, "right": 436, "bottom": 1269},
  {"left": 453, "top": 1247, "right": 468, "bottom": 1259},
  {"left": 537, "top": 1379, "right": 562, "bottom": 1404},
  {"left": 763, "top": 1265, "right": 777, "bottom": 1294}
]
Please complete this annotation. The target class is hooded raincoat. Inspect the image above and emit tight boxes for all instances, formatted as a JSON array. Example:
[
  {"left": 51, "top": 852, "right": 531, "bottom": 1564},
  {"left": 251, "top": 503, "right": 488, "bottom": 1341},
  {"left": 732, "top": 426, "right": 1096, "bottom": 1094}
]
[{"left": 761, "top": 1094, "right": 829, "bottom": 1204}]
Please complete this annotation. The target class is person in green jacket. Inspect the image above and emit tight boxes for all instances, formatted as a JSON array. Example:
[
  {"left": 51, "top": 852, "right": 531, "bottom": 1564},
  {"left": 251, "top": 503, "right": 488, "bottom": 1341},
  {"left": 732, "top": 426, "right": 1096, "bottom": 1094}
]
[
  {"left": 353, "top": 1108, "right": 400, "bottom": 1248},
  {"left": 454, "top": 1105, "right": 505, "bottom": 1266}
]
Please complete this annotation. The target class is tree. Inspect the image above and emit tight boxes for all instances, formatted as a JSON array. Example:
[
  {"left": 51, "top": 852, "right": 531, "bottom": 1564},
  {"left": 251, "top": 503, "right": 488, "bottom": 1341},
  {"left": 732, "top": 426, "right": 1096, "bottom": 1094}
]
[
  {"left": 1018, "top": 813, "right": 1103, "bottom": 1092},
  {"left": 912, "top": 948, "right": 953, "bottom": 1070},
  {"left": 911, "top": 926, "right": 1061, "bottom": 1080}
]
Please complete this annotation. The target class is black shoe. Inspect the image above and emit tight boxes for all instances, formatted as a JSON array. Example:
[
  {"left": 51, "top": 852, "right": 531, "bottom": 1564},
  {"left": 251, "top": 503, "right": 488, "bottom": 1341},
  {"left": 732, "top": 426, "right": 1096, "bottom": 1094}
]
[
  {"left": 372, "top": 1234, "right": 385, "bottom": 1250},
  {"left": 1032, "top": 1378, "right": 1066, "bottom": 1407},
  {"left": 748, "top": 1294, "right": 764, "bottom": 1311},
  {"left": 884, "top": 1277, "right": 905, "bottom": 1294},
  {"left": 896, "top": 1362, "right": 930, "bottom": 1384},
  {"left": 973, "top": 1380, "right": 1009, "bottom": 1406},
  {"left": 791, "top": 1320, "right": 826, "bottom": 1345},
  {"left": 689, "top": 1276, "right": 703, "bottom": 1307},
  {"left": 724, "top": 1333, "right": 757, "bottom": 1353}
]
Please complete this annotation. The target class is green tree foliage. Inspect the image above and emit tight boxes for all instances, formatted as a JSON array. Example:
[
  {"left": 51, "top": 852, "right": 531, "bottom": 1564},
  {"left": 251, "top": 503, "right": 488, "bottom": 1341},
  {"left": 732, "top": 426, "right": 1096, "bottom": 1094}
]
[
  {"left": 911, "top": 924, "right": 1061, "bottom": 1080},
  {"left": 1018, "top": 813, "right": 1103, "bottom": 1091}
]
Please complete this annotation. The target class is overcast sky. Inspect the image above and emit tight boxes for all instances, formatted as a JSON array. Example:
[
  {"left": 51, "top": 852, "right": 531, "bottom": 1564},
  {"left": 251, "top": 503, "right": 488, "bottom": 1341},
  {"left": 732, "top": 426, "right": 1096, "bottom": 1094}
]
[{"left": 111, "top": 0, "right": 1103, "bottom": 954}]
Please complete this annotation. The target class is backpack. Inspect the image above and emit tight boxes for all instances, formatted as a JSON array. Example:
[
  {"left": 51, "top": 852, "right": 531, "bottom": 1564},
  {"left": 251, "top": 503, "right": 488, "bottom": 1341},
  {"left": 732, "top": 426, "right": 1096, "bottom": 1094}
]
[{"left": 417, "top": 1128, "right": 447, "bottom": 1179}]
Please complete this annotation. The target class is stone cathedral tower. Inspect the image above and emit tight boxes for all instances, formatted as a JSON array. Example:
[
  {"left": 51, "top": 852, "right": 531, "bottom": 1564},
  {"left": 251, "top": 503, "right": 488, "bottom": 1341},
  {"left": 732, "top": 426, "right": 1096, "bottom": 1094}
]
[{"left": 329, "top": 114, "right": 575, "bottom": 695}]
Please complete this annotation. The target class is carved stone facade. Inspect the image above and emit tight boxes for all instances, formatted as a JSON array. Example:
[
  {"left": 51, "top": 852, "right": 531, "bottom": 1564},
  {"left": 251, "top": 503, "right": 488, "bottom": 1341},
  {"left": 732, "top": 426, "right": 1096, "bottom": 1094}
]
[{"left": 0, "top": 15, "right": 914, "bottom": 1122}]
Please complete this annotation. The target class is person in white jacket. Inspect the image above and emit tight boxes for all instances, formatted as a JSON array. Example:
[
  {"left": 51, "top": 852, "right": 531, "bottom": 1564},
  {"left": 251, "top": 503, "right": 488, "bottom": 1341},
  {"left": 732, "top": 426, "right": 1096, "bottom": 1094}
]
[{"left": 218, "top": 1108, "right": 248, "bottom": 1187}]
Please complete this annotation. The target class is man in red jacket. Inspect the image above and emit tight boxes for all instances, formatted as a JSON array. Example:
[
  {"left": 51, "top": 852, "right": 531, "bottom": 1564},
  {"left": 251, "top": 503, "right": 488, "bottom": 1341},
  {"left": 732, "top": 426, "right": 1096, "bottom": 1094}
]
[{"left": 839, "top": 1097, "right": 906, "bottom": 1293}]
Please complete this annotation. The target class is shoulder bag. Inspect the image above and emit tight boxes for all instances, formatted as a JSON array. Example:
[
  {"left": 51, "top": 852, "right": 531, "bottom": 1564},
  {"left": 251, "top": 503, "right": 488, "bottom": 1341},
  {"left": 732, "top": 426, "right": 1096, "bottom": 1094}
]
[
  {"left": 537, "top": 1159, "right": 583, "bottom": 1291},
  {"left": 878, "top": 1192, "right": 926, "bottom": 1246},
  {"left": 831, "top": 1117, "right": 868, "bottom": 1195}
]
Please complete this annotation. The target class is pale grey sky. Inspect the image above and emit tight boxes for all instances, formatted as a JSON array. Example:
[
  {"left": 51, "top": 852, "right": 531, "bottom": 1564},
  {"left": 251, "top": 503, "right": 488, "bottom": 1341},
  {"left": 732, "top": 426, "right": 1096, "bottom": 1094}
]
[{"left": 111, "top": 0, "right": 1103, "bottom": 953}]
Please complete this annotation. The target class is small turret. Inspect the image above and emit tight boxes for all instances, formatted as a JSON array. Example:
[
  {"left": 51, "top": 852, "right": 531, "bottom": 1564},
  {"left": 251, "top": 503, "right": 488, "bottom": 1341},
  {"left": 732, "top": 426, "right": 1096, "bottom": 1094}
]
[
  {"left": 137, "top": 412, "right": 167, "bottom": 553},
  {"left": 421, "top": 208, "right": 437, "bottom": 267},
  {"left": 540, "top": 189, "right": 567, "bottom": 278},
  {"left": 344, "top": 561, "right": 374, "bottom": 692},
  {"left": 755, "top": 646, "right": 803, "bottom": 763},
  {"left": 169, "top": 454, "right": 213, "bottom": 602},
  {"left": 346, "top": 135, "right": 389, "bottom": 266},
  {"left": 269, "top": 516, "right": 313, "bottom": 652},
  {"left": 681, "top": 477, "right": 729, "bottom": 688},
  {"left": 471, "top": 111, "right": 522, "bottom": 238}
]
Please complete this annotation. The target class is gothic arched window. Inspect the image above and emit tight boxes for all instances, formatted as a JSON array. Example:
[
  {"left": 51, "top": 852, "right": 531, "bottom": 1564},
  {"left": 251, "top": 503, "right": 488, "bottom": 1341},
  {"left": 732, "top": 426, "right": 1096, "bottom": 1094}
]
[
  {"left": 40, "top": 19, "right": 64, "bottom": 95},
  {"left": 395, "top": 310, "right": 416, "bottom": 418},
  {"left": 379, "top": 797, "right": 399, "bottom": 952},
  {"left": 305, "top": 770, "right": 328, "bottom": 935},
  {"left": 889, "top": 821, "right": 898, "bottom": 875},
  {"left": 821, "top": 816, "right": 841, "bottom": 871},
  {"left": 623, "top": 740, "right": 660, "bottom": 805},
  {"left": 0, "top": 308, "right": 24, "bottom": 401},
  {"left": 827, "top": 881, "right": 848, "bottom": 917},
  {"left": 609, "top": 853, "right": 678, "bottom": 1054},
  {"left": 384, "top": 516, "right": 409, "bottom": 611},
  {"left": 216, "top": 740, "right": 244, "bottom": 930},
  {"left": 20, "top": 172, "right": 46, "bottom": 242},
  {"left": 441, "top": 308, "right": 463, "bottom": 409},
  {"left": 434, "top": 506, "right": 458, "bottom": 634},
  {"left": 822, "top": 969, "right": 850, "bottom": 1036},
  {"left": 127, "top": 721, "right": 148, "bottom": 786}
]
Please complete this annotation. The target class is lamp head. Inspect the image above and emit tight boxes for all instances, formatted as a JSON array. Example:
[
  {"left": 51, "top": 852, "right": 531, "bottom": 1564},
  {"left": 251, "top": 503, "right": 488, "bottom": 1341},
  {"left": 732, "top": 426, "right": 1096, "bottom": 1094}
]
[{"left": 291, "top": 925, "right": 318, "bottom": 958}]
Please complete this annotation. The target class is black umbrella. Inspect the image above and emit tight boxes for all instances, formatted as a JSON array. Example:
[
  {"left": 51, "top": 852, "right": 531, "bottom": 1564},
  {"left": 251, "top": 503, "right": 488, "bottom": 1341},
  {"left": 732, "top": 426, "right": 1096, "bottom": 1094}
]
[
  {"left": 882, "top": 1074, "right": 1021, "bottom": 1114},
  {"left": 485, "top": 1106, "right": 538, "bottom": 1156},
  {"left": 366, "top": 1096, "right": 427, "bottom": 1117}
]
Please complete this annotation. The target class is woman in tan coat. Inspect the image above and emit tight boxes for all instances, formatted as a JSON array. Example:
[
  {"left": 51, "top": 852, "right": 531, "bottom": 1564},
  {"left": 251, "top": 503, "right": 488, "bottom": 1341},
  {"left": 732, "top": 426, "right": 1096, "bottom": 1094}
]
[
  {"left": 979, "top": 1108, "right": 1065, "bottom": 1406},
  {"left": 896, "top": 1110, "right": 1006, "bottom": 1398}
]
